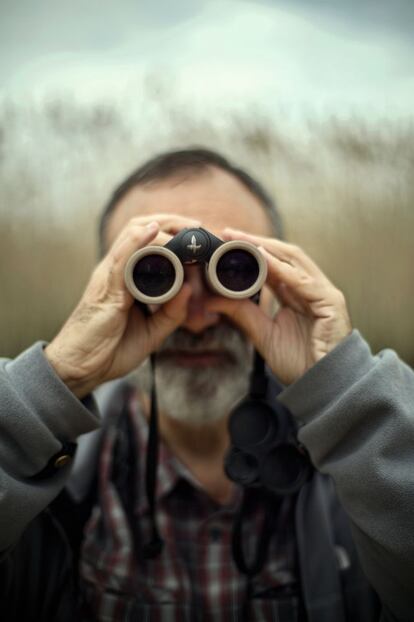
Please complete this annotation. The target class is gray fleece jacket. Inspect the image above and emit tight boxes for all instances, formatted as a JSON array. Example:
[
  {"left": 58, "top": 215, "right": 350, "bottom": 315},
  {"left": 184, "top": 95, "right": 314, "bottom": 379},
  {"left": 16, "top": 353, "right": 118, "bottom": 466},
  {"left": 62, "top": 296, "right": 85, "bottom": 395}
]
[{"left": 0, "top": 330, "right": 413, "bottom": 620}]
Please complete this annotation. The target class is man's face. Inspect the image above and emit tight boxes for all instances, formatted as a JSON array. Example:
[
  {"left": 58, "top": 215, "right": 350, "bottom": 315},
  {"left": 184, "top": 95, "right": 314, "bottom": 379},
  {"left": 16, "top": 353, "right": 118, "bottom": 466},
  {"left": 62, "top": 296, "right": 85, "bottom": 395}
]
[{"left": 106, "top": 167, "right": 275, "bottom": 425}]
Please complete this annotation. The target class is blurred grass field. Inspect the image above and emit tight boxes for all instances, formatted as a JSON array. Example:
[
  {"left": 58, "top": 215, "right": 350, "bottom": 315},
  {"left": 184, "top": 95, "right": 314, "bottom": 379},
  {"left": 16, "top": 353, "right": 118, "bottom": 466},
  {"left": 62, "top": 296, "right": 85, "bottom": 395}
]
[{"left": 0, "top": 97, "right": 413, "bottom": 364}]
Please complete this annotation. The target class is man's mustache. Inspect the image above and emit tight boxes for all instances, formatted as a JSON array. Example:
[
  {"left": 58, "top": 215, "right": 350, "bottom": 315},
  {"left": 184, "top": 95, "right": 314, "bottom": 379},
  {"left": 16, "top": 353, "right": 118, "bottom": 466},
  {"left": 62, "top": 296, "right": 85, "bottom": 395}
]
[{"left": 159, "top": 324, "right": 249, "bottom": 355}]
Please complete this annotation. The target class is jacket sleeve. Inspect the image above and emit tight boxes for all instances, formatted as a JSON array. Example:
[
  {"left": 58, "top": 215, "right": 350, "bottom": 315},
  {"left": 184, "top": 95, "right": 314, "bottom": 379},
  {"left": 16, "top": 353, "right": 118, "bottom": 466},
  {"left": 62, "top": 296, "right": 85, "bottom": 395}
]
[
  {"left": 278, "top": 330, "right": 414, "bottom": 622},
  {"left": 0, "top": 342, "right": 100, "bottom": 552}
]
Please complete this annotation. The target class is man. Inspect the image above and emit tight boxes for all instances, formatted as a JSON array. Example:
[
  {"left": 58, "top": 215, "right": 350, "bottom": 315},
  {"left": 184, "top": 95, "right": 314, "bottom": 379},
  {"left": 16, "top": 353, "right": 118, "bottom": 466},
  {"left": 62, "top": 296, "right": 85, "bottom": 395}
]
[{"left": 1, "top": 148, "right": 413, "bottom": 621}]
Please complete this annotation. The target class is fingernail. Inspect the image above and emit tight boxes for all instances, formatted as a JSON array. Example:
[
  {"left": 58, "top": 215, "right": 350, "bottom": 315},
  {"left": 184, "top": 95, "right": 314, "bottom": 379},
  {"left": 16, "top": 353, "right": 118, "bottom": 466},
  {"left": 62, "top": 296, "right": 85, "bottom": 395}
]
[{"left": 146, "top": 221, "right": 159, "bottom": 230}]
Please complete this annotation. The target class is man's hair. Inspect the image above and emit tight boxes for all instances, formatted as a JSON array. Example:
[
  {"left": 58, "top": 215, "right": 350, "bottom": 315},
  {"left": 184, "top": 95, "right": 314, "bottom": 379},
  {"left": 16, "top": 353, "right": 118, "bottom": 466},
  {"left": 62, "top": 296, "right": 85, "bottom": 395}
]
[{"left": 98, "top": 147, "right": 283, "bottom": 255}]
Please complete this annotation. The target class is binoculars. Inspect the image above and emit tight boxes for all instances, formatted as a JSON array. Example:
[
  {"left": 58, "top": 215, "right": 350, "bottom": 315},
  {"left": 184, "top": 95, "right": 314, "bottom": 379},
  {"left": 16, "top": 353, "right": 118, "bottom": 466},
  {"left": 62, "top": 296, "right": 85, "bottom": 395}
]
[{"left": 124, "top": 227, "right": 267, "bottom": 304}]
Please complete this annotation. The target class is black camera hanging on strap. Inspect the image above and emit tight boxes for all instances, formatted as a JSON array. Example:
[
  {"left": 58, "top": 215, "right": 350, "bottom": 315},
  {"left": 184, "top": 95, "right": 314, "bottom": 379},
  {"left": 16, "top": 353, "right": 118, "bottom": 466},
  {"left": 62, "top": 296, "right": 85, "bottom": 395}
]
[
  {"left": 224, "top": 347, "right": 313, "bottom": 588},
  {"left": 224, "top": 349, "right": 313, "bottom": 497}
]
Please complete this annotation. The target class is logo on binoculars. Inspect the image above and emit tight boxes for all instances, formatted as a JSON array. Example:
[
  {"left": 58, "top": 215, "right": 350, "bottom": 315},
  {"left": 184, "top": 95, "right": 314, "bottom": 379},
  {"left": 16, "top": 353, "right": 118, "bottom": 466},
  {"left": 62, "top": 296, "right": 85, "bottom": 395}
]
[{"left": 187, "top": 235, "right": 202, "bottom": 254}]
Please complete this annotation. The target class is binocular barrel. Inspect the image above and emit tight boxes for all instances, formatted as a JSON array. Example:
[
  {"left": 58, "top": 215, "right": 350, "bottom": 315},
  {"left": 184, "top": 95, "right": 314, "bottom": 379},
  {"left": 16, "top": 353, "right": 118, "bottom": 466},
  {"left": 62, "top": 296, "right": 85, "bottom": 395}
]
[{"left": 124, "top": 227, "right": 267, "bottom": 304}]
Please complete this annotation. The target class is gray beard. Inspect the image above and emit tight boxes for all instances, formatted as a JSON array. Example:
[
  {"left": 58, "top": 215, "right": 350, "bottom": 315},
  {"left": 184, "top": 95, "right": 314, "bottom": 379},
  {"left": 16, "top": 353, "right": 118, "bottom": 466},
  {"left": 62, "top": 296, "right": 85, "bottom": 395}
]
[{"left": 130, "top": 323, "right": 254, "bottom": 426}]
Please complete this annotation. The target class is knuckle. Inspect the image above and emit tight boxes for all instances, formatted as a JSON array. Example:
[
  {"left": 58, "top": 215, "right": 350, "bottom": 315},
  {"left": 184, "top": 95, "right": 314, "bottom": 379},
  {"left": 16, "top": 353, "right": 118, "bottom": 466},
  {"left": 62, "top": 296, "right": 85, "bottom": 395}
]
[
  {"left": 127, "top": 225, "right": 147, "bottom": 246},
  {"left": 71, "top": 300, "right": 97, "bottom": 324},
  {"left": 128, "top": 216, "right": 149, "bottom": 227},
  {"left": 285, "top": 242, "right": 301, "bottom": 256},
  {"left": 86, "top": 268, "right": 111, "bottom": 302},
  {"left": 298, "top": 272, "right": 312, "bottom": 286},
  {"left": 90, "top": 260, "right": 107, "bottom": 282},
  {"left": 107, "top": 241, "right": 123, "bottom": 265}
]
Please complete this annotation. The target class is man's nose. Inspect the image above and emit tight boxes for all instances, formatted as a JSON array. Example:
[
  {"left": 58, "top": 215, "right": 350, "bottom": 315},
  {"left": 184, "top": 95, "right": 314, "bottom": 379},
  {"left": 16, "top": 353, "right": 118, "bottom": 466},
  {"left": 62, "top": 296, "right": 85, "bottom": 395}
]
[{"left": 181, "top": 264, "right": 221, "bottom": 334}]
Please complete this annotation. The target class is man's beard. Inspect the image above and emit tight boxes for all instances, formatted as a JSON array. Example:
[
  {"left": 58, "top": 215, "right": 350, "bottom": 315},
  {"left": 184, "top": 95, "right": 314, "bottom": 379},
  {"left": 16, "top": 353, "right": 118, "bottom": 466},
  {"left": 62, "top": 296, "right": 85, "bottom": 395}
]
[{"left": 131, "top": 323, "right": 254, "bottom": 426}]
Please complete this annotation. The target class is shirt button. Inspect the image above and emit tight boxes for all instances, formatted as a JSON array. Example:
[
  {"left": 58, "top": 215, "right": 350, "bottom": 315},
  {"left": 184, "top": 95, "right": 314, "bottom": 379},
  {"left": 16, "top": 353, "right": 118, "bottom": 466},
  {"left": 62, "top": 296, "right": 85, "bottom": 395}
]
[
  {"left": 54, "top": 454, "right": 72, "bottom": 469},
  {"left": 209, "top": 527, "right": 222, "bottom": 542}
]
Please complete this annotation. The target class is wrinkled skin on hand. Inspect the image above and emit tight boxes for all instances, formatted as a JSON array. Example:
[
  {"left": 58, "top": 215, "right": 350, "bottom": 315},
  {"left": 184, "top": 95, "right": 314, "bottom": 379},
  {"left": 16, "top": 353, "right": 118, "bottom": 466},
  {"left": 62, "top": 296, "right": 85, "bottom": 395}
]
[
  {"left": 45, "top": 214, "right": 201, "bottom": 398},
  {"left": 205, "top": 228, "right": 352, "bottom": 386}
]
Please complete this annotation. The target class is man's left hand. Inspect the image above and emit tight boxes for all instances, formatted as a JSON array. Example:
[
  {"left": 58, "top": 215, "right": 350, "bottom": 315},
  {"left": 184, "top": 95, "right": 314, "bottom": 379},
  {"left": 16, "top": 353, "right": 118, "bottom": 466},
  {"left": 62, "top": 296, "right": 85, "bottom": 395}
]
[{"left": 205, "top": 228, "right": 352, "bottom": 385}]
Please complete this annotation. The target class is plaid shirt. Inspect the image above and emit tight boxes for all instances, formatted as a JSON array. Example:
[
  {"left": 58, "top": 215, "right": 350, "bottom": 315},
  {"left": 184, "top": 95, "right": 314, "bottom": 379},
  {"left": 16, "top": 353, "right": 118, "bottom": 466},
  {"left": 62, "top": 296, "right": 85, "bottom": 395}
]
[{"left": 80, "top": 392, "right": 301, "bottom": 621}]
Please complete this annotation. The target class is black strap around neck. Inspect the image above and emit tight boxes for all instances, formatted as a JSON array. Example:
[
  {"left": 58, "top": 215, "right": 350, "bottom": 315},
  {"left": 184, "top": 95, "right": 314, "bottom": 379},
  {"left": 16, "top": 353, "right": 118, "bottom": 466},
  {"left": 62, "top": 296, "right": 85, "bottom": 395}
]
[
  {"left": 250, "top": 350, "right": 268, "bottom": 400},
  {"left": 232, "top": 489, "right": 279, "bottom": 577}
]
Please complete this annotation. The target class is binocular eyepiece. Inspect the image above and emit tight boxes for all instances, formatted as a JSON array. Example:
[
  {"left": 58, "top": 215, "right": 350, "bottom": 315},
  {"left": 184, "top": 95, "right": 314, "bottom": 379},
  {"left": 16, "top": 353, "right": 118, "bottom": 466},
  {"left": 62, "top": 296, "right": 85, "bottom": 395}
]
[{"left": 124, "top": 227, "right": 267, "bottom": 304}]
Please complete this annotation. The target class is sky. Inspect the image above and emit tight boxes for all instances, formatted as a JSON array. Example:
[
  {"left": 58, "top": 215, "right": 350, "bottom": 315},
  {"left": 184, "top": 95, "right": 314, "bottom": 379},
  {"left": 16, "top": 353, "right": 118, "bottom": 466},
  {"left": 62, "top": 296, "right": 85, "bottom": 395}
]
[{"left": 0, "top": 0, "right": 413, "bottom": 122}]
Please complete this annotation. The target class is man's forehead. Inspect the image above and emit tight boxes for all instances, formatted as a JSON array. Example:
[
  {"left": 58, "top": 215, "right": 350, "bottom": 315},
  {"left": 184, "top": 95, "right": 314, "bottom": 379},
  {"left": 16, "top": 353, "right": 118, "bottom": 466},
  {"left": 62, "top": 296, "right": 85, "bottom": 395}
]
[{"left": 106, "top": 168, "right": 272, "bottom": 244}]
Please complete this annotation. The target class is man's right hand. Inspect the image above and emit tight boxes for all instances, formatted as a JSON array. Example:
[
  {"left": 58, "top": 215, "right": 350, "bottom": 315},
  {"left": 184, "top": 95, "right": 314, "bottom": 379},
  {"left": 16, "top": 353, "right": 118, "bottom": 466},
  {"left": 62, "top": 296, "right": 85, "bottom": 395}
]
[{"left": 45, "top": 215, "right": 200, "bottom": 399}]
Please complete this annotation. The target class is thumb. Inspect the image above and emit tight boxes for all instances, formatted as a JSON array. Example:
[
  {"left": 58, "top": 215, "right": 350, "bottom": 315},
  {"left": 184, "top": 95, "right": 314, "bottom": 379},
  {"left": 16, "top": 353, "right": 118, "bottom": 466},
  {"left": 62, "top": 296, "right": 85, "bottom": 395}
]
[
  {"left": 146, "top": 284, "right": 192, "bottom": 348},
  {"left": 206, "top": 296, "right": 273, "bottom": 355}
]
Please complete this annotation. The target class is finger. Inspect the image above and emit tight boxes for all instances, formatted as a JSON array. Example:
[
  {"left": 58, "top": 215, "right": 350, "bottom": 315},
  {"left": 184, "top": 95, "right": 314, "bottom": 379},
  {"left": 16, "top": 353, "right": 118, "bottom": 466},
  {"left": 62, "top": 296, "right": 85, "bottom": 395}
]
[
  {"left": 107, "top": 213, "right": 202, "bottom": 262},
  {"left": 223, "top": 227, "right": 328, "bottom": 280},
  {"left": 150, "top": 230, "right": 174, "bottom": 246},
  {"left": 127, "top": 213, "right": 201, "bottom": 235},
  {"left": 107, "top": 214, "right": 201, "bottom": 258},
  {"left": 204, "top": 295, "right": 274, "bottom": 356},
  {"left": 146, "top": 283, "right": 192, "bottom": 348},
  {"left": 118, "top": 228, "right": 174, "bottom": 251},
  {"left": 275, "top": 282, "right": 307, "bottom": 314},
  {"left": 100, "top": 221, "right": 161, "bottom": 297},
  {"left": 259, "top": 246, "right": 334, "bottom": 307}
]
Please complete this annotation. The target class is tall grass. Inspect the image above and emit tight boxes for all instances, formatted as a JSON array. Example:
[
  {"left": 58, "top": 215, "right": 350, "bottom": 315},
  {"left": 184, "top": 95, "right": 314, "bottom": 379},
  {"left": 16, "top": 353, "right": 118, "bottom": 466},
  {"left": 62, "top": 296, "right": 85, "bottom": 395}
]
[{"left": 1, "top": 97, "right": 413, "bottom": 364}]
